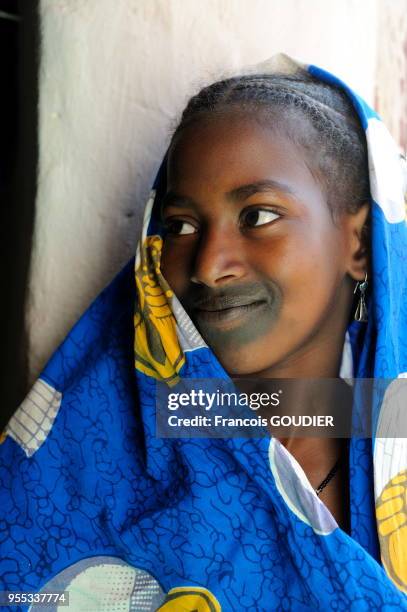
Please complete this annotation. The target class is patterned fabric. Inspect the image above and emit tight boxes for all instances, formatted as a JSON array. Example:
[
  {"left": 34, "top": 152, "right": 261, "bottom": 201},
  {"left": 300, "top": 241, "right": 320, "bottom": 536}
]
[{"left": 0, "top": 55, "right": 406, "bottom": 611}]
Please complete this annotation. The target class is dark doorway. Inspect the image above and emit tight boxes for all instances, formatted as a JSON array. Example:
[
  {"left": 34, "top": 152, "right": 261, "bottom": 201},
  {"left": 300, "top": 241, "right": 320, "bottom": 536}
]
[{"left": 0, "top": 1, "right": 39, "bottom": 430}]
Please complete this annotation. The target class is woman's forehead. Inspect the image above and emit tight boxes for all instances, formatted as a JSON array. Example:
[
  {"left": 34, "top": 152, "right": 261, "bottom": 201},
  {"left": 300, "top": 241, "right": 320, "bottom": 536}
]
[{"left": 166, "top": 112, "right": 321, "bottom": 202}]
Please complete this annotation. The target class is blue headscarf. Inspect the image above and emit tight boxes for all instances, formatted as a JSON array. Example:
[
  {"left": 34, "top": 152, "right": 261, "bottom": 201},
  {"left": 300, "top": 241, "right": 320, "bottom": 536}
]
[{"left": 1, "top": 55, "right": 406, "bottom": 611}]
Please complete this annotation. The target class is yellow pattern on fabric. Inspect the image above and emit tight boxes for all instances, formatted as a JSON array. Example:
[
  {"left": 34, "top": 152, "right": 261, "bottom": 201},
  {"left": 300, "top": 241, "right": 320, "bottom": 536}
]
[
  {"left": 376, "top": 469, "right": 407, "bottom": 592},
  {"left": 156, "top": 586, "right": 221, "bottom": 611},
  {"left": 134, "top": 235, "right": 185, "bottom": 385}
]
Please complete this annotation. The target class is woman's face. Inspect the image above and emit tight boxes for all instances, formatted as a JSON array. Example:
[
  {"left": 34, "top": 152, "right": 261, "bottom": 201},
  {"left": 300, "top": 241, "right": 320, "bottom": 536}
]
[{"left": 161, "top": 112, "right": 366, "bottom": 377}]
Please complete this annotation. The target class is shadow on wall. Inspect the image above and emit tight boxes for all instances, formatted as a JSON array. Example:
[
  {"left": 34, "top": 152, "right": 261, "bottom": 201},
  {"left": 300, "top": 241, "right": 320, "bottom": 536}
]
[{"left": 0, "top": 0, "right": 38, "bottom": 430}]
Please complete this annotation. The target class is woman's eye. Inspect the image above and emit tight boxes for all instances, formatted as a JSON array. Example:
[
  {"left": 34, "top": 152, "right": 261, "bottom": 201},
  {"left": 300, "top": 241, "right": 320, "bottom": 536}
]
[
  {"left": 242, "top": 208, "right": 280, "bottom": 228},
  {"left": 164, "top": 219, "right": 197, "bottom": 235}
]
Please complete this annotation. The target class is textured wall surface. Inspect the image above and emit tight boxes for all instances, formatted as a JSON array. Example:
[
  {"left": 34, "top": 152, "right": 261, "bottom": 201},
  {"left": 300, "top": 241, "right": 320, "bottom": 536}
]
[
  {"left": 375, "top": 0, "right": 407, "bottom": 152},
  {"left": 28, "top": 0, "right": 380, "bottom": 383}
]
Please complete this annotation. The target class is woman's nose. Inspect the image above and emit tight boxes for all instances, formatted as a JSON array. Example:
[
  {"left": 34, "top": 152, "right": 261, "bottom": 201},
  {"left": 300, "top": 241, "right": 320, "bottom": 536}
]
[{"left": 190, "top": 226, "right": 247, "bottom": 287}]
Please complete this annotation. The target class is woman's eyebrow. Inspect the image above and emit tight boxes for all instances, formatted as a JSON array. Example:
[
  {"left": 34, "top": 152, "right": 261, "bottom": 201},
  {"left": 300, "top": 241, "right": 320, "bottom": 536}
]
[
  {"left": 161, "top": 191, "right": 195, "bottom": 210},
  {"left": 226, "top": 179, "right": 298, "bottom": 201},
  {"left": 161, "top": 179, "right": 297, "bottom": 211}
]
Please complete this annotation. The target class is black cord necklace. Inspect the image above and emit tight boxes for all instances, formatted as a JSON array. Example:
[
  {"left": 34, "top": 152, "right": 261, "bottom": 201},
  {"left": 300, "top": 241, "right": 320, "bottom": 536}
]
[{"left": 315, "top": 459, "right": 341, "bottom": 496}]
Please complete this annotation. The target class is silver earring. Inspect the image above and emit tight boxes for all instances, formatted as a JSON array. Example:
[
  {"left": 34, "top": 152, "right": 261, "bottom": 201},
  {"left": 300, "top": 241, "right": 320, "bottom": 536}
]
[{"left": 354, "top": 272, "right": 368, "bottom": 322}]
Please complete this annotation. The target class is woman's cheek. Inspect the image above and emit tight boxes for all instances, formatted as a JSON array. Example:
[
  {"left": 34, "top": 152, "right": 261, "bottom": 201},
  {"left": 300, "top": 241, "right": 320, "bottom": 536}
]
[
  {"left": 250, "top": 235, "right": 299, "bottom": 285},
  {"left": 161, "top": 242, "right": 191, "bottom": 295}
]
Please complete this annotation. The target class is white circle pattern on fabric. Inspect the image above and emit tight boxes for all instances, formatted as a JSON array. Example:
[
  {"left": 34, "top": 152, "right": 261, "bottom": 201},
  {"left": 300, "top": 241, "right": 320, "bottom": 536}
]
[
  {"left": 28, "top": 557, "right": 166, "bottom": 612},
  {"left": 339, "top": 330, "right": 354, "bottom": 383},
  {"left": 366, "top": 118, "right": 407, "bottom": 224},
  {"left": 374, "top": 374, "right": 407, "bottom": 499},
  {"left": 4, "top": 379, "right": 62, "bottom": 457},
  {"left": 268, "top": 438, "right": 337, "bottom": 536}
]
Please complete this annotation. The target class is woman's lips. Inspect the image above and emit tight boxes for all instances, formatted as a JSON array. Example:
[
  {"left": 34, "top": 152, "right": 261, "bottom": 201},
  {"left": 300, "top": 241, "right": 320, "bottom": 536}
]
[
  {"left": 193, "top": 300, "right": 268, "bottom": 326},
  {"left": 182, "top": 282, "right": 281, "bottom": 346}
]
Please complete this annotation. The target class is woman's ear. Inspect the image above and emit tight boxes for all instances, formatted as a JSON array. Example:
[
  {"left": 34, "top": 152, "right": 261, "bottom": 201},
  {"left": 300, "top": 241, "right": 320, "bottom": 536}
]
[{"left": 345, "top": 202, "right": 370, "bottom": 281}]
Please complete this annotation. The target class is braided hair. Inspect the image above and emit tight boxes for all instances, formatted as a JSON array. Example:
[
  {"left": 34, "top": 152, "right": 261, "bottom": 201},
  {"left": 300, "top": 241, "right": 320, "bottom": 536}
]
[{"left": 170, "top": 72, "right": 370, "bottom": 217}]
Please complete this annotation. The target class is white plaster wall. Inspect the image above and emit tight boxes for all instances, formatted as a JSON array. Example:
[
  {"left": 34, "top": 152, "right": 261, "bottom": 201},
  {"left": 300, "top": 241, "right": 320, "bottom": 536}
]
[
  {"left": 29, "top": 0, "right": 379, "bottom": 383},
  {"left": 375, "top": 0, "right": 407, "bottom": 152}
]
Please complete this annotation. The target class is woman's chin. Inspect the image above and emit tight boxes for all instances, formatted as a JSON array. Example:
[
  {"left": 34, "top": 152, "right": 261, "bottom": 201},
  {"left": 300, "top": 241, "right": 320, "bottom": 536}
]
[{"left": 211, "top": 348, "right": 275, "bottom": 377}]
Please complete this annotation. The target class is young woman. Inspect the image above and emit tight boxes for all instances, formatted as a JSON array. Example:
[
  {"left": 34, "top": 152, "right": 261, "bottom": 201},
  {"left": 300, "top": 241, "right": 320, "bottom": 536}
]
[{"left": 0, "top": 55, "right": 406, "bottom": 610}]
